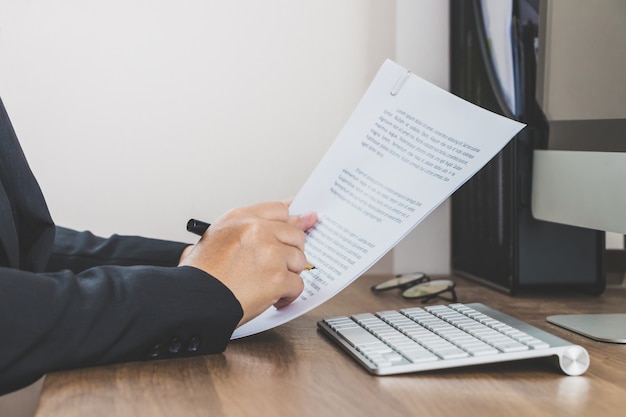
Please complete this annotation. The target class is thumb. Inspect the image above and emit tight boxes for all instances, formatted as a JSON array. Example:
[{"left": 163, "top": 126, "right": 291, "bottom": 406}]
[{"left": 289, "top": 212, "right": 318, "bottom": 231}]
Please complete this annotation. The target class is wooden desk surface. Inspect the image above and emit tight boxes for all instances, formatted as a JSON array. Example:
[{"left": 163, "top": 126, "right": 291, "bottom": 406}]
[{"left": 35, "top": 275, "right": 626, "bottom": 417}]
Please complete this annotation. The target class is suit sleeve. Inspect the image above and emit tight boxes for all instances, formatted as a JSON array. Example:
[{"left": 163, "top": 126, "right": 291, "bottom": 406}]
[
  {"left": 46, "top": 226, "right": 190, "bottom": 272},
  {"left": 0, "top": 228, "right": 244, "bottom": 396}
]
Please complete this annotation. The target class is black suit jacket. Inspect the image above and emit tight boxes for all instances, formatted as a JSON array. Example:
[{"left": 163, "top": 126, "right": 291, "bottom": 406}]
[{"left": 0, "top": 97, "right": 243, "bottom": 395}]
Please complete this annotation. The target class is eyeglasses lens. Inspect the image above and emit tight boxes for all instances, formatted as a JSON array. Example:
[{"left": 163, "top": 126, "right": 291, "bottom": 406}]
[
  {"left": 402, "top": 279, "right": 456, "bottom": 300},
  {"left": 371, "top": 273, "right": 427, "bottom": 291}
]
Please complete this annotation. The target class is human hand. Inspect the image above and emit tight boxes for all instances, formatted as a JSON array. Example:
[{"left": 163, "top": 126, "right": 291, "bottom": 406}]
[{"left": 179, "top": 201, "right": 318, "bottom": 327}]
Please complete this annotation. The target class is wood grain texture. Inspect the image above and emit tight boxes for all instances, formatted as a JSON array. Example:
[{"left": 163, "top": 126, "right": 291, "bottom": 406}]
[{"left": 35, "top": 275, "right": 626, "bottom": 417}]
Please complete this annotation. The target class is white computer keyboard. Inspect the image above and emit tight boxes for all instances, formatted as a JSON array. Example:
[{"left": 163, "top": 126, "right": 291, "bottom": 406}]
[{"left": 318, "top": 303, "right": 590, "bottom": 376}]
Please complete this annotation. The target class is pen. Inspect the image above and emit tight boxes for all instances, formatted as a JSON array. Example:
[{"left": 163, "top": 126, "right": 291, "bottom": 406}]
[
  {"left": 186, "top": 218, "right": 211, "bottom": 235},
  {"left": 186, "top": 218, "right": 315, "bottom": 271}
]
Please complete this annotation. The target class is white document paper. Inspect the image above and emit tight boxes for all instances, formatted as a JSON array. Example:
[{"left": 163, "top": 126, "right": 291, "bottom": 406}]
[{"left": 232, "top": 59, "right": 525, "bottom": 339}]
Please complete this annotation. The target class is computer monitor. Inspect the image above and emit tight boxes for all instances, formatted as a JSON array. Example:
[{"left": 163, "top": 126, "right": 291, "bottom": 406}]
[{"left": 531, "top": 0, "right": 626, "bottom": 343}]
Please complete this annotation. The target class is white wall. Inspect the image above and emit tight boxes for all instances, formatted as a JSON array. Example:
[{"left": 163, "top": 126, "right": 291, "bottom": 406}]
[
  {"left": 0, "top": 0, "right": 450, "bottom": 274},
  {"left": 392, "top": 0, "right": 450, "bottom": 274}
]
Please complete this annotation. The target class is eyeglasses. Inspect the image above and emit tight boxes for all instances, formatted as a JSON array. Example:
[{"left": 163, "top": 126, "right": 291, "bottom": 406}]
[{"left": 371, "top": 272, "right": 457, "bottom": 303}]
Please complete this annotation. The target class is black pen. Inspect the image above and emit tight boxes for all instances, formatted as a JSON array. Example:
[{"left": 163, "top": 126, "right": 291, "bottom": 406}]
[
  {"left": 186, "top": 218, "right": 315, "bottom": 270},
  {"left": 186, "top": 218, "right": 211, "bottom": 236}
]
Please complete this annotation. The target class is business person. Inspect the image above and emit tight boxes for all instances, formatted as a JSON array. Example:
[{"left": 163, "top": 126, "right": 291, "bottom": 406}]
[{"left": 0, "top": 97, "right": 317, "bottom": 395}]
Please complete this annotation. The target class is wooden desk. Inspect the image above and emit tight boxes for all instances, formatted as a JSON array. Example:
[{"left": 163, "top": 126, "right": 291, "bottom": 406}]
[{"left": 35, "top": 275, "right": 626, "bottom": 417}]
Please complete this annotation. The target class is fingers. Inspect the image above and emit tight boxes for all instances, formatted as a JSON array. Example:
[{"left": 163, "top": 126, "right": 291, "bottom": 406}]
[
  {"left": 184, "top": 200, "right": 318, "bottom": 324},
  {"left": 225, "top": 199, "right": 317, "bottom": 234},
  {"left": 288, "top": 211, "right": 318, "bottom": 231},
  {"left": 243, "top": 201, "right": 291, "bottom": 222},
  {"left": 249, "top": 201, "right": 318, "bottom": 233},
  {"left": 268, "top": 212, "right": 317, "bottom": 273},
  {"left": 234, "top": 201, "right": 317, "bottom": 252},
  {"left": 283, "top": 241, "right": 308, "bottom": 273},
  {"left": 273, "top": 271, "right": 305, "bottom": 309}
]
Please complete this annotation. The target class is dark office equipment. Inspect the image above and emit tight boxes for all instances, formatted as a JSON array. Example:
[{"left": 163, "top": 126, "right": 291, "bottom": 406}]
[{"left": 448, "top": 0, "right": 606, "bottom": 294}]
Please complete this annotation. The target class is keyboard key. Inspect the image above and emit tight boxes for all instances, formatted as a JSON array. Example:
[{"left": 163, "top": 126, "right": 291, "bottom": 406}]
[
  {"left": 336, "top": 326, "right": 389, "bottom": 349},
  {"left": 352, "top": 313, "right": 439, "bottom": 364}
]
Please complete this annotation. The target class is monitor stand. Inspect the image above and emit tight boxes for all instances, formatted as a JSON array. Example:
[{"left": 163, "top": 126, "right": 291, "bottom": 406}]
[
  {"left": 547, "top": 314, "right": 626, "bottom": 344},
  {"left": 547, "top": 261, "right": 626, "bottom": 344}
]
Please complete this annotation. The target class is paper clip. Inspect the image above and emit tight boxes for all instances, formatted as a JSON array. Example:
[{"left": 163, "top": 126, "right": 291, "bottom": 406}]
[{"left": 390, "top": 70, "right": 411, "bottom": 96}]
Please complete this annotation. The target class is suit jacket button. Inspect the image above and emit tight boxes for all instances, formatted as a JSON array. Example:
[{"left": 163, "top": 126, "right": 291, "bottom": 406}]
[
  {"left": 146, "top": 344, "right": 162, "bottom": 359},
  {"left": 187, "top": 336, "right": 202, "bottom": 353},
  {"left": 168, "top": 337, "right": 183, "bottom": 354}
]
